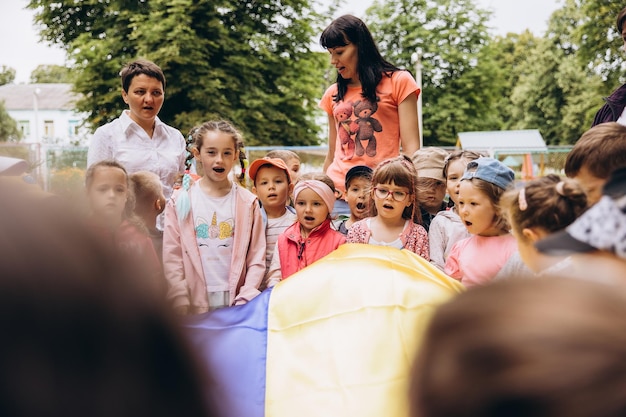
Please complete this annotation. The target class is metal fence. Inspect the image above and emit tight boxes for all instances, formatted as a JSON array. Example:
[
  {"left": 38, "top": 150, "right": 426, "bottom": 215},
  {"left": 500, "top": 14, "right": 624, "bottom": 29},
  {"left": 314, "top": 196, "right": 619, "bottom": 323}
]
[
  {"left": 0, "top": 144, "right": 573, "bottom": 197},
  {"left": 494, "top": 147, "right": 572, "bottom": 179}
]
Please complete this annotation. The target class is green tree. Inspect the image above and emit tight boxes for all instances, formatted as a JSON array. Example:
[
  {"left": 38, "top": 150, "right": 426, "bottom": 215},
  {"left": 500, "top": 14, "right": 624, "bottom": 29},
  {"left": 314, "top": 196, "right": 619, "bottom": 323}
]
[
  {"left": 0, "top": 101, "right": 22, "bottom": 142},
  {"left": 509, "top": 0, "right": 604, "bottom": 144},
  {"left": 0, "top": 66, "right": 16, "bottom": 86},
  {"left": 489, "top": 31, "right": 541, "bottom": 130},
  {"left": 28, "top": 0, "right": 329, "bottom": 146},
  {"left": 508, "top": 37, "right": 564, "bottom": 144},
  {"left": 30, "top": 65, "right": 72, "bottom": 83},
  {"left": 577, "top": 0, "right": 624, "bottom": 89},
  {"left": 365, "top": 0, "right": 501, "bottom": 145}
]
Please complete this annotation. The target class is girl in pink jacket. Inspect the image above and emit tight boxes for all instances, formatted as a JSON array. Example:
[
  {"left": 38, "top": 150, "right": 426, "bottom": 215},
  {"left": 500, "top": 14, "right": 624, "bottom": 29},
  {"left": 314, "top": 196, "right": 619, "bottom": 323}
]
[
  {"left": 163, "top": 120, "right": 266, "bottom": 314},
  {"left": 265, "top": 178, "right": 346, "bottom": 288}
]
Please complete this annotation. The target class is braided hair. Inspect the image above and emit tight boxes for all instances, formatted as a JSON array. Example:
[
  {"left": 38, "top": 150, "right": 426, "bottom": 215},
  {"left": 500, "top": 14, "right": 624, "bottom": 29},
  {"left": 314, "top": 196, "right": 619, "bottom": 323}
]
[{"left": 176, "top": 121, "right": 247, "bottom": 220}]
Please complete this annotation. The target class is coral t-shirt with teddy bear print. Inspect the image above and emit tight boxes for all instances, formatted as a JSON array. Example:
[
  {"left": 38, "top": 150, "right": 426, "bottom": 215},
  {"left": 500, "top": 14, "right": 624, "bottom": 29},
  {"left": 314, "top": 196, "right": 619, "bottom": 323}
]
[{"left": 319, "top": 70, "right": 420, "bottom": 193}]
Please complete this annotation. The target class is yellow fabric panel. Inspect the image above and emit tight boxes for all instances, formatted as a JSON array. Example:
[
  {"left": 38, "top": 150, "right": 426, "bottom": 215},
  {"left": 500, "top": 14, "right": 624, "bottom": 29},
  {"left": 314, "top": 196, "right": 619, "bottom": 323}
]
[{"left": 265, "top": 243, "right": 464, "bottom": 417}]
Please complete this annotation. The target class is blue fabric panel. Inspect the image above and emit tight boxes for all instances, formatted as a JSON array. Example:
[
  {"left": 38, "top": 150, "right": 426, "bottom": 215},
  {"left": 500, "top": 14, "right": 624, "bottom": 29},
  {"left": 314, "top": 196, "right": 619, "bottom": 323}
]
[{"left": 183, "top": 288, "right": 272, "bottom": 417}]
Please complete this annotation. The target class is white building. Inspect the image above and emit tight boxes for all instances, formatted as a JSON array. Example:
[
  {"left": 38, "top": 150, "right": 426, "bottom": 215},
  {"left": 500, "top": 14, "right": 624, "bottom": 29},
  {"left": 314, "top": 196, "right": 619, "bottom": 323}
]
[{"left": 0, "top": 83, "right": 90, "bottom": 146}]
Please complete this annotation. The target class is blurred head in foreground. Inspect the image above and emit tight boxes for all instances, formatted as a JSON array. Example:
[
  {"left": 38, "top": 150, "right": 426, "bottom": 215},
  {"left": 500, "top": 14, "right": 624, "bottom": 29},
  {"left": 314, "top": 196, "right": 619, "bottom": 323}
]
[
  {"left": 0, "top": 189, "right": 216, "bottom": 417},
  {"left": 411, "top": 277, "right": 626, "bottom": 417}
]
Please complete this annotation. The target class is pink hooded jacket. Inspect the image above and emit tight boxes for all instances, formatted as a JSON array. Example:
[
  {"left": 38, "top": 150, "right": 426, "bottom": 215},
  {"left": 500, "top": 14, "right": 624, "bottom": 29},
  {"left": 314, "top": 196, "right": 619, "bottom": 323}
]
[{"left": 163, "top": 182, "right": 266, "bottom": 313}]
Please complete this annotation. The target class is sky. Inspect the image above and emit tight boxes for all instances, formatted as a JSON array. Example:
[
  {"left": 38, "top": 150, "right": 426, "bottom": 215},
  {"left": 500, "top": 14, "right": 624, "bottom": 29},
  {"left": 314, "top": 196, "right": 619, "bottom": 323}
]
[{"left": 1, "top": 0, "right": 561, "bottom": 84}]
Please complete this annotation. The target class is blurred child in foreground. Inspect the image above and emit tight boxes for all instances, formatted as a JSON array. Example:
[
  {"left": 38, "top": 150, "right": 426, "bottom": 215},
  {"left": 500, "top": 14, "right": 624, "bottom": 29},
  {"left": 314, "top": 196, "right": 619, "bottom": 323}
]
[
  {"left": 411, "top": 276, "right": 626, "bottom": 417},
  {"left": 0, "top": 182, "right": 216, "bottom": 417}
]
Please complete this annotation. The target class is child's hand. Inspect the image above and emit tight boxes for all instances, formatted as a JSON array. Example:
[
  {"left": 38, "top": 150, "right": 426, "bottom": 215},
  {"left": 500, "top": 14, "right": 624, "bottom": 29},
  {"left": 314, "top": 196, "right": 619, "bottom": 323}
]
[{"left": 173, "top": 306, "right": 189, "bottom": 315}]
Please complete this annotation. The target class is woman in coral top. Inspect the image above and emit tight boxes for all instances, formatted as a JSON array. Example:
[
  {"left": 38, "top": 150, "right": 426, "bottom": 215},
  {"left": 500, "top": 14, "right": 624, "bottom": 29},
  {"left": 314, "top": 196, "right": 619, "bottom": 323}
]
[{"left": 319, "top": 15, "right": 420, "bottom": 207}]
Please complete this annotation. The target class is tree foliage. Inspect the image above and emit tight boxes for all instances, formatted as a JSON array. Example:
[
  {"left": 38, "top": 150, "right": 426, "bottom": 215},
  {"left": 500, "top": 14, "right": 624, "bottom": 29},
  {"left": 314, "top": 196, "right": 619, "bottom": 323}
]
[
  {"left": 366, "top": 0, "right": 500, "bottom": 145},
  {"left": 0, "top": 101, "right": 22, "bottom": 142},
  {"left": 30, "top": 65, "right": 73, "bottom": 83},
  {"left": 26, "top": 0, "right": 626, "bottom": 148},
  {"left": 576, "top": 0, "right": 625, "bottom": 88},
  {"left": 364, "top": 0, "right": 617, "bottom": 145},
  {"left": 0, "top": 66, "right": 16, "bottom": 86},
  {"left": 28, "top": 0, "right": 330, "bottom": 146},
  {"left": 489, "top": 31, "right": 541, "bottom": 131},
  {"left": 506, "top": 1, "right": 605, "bottom": 144}
]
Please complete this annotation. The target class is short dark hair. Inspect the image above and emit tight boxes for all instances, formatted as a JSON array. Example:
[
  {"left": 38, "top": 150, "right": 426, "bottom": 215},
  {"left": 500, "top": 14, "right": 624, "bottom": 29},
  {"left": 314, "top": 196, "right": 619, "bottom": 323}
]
[
  {"left": 120, "top": 59, "right": 166, "bottom": 93},
  {"left": 344, "top": 165, "right": 373, "bottom": 189},
  {"left": 564, "top": 122, "right": 626, "bottom": 179}
]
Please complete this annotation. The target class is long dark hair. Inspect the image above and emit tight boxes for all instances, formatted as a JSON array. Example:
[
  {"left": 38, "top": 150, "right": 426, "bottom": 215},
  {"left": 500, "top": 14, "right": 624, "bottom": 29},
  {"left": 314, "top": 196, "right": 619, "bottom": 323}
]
[{"left": 320, "top": 14, "right": 401, "bottom": 103}]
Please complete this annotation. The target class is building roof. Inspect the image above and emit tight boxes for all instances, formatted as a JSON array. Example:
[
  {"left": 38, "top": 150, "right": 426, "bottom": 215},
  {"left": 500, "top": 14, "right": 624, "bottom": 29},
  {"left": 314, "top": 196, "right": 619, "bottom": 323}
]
[
  {"left": 0, "top": 83, "right": 79, "bottom": 111},
  {"left": 457, "top": 129, "right": 548, "bottom": 154}
]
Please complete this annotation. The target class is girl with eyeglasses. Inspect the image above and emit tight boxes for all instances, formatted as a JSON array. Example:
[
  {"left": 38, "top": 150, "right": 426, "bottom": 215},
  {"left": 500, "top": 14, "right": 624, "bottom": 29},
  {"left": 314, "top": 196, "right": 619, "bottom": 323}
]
[{"left": 347, "top": 155, "right": 429, "bottom": 259}]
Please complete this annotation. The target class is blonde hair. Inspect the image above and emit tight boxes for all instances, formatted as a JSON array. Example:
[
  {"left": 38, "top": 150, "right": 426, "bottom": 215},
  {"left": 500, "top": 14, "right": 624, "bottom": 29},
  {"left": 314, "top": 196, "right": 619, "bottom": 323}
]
[
  {"left": 265, "top": 149, "right": 300, "bottom": 163},
  {"left": 462, "top": 176, "right": 510, "bottom": 233},
  {"left": 129, "top": 171, "right": 164, "bottom": 213}
]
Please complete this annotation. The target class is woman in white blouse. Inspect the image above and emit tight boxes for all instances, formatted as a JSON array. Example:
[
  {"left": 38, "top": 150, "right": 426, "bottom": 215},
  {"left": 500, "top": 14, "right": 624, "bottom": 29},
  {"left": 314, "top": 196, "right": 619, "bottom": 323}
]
[{"left": 87, "top": 59, "right": 186, "bottom": 224}]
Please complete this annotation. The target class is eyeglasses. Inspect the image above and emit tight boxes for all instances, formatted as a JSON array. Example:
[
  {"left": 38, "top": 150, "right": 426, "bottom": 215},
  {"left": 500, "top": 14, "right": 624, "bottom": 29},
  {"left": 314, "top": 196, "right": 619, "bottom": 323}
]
[{"left": 373, "top": 187, "right": 409, "bottom": 202}]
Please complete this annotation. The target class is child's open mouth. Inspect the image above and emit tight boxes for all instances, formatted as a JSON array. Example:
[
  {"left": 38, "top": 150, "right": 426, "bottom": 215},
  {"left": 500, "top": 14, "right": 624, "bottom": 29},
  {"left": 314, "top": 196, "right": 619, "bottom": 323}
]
[
  {"left": 213, "top": 167, "right": 225, "bottom": 173},
  {"left": 356, "top": 202, "right": 366, "bottom": 210},
  {"left": 304, "top": 216, "right": 315, "bottom": 222},
  {"left": 383, "top": 203, "right": 394, "bottom": 210}
]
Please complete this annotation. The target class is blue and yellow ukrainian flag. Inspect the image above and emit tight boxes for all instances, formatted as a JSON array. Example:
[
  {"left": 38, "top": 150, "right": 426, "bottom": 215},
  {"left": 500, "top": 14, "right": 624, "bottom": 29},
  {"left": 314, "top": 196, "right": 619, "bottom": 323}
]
[{"left": 184, "top": 243, "right": 463, "bottom": 417}]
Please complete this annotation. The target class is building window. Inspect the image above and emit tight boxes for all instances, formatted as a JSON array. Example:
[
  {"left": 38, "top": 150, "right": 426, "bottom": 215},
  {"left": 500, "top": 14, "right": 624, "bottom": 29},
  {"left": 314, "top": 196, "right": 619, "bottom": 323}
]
[
  {"left": 44, "top": 120, "right": 54, "bottom": 138},
  {"left": 19, "top": 121, "right": 30, "bottom": 137},
  {"left": 68, "top": 120, "right": 80, "bottom": 137}
]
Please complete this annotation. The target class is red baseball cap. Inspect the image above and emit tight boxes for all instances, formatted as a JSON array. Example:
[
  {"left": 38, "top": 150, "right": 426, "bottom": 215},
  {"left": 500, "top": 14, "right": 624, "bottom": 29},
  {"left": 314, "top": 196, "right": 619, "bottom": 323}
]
[{"left": 248, "top": 157, "right": 292, "bottom": 184}]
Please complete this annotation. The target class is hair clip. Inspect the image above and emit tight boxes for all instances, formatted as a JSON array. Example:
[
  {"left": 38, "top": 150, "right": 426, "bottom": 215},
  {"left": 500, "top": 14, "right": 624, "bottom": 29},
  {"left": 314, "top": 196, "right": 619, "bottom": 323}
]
[
  {"left": 518, "top": 187, "right": 528, "bottom": 211},
  {"left": 555, "top": 181, "right": 565, "bottom": 196}
]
